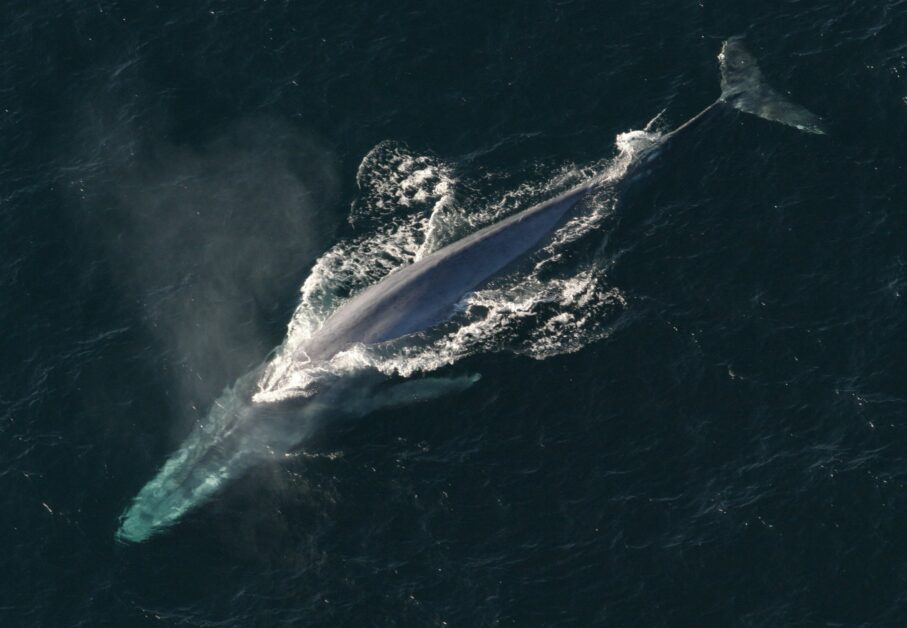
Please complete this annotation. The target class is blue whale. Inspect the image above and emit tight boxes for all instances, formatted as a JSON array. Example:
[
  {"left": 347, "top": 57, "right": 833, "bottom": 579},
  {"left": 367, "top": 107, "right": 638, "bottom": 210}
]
[{"left": 116, "top": 38, "right": 823, "bottom": 543}]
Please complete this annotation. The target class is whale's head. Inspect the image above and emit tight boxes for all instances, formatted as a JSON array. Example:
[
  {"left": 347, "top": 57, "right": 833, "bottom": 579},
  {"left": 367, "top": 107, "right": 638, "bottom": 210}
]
[
  {"left": 116, "top": 362, "right": 477, "bottom": 543},
  {"left": 116, "top": 393, "right": 263, "bottom": 543},
  {"left": 115, "top": 370, "right": 318, "bottom": 544}
]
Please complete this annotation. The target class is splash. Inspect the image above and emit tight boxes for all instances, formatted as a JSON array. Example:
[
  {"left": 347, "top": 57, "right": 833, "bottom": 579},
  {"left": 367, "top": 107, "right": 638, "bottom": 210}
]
[{"left": 255, "top": 128, "right": 658, "bottom": 402}]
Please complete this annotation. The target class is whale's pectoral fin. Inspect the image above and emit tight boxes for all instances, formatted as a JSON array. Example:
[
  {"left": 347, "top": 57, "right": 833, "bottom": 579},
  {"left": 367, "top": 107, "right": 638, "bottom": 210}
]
[
  {"left": 371, "top": 374, "right": 482, "bottom": 409},
  {"left": 719, "top": 36, "right": 826, "bottom": 135}
]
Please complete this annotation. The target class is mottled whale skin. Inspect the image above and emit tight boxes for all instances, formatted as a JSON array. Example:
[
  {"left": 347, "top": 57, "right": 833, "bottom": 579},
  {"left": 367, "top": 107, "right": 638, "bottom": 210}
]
[{"left": 299, "top": 182, "right": 594, "bottom": 361}]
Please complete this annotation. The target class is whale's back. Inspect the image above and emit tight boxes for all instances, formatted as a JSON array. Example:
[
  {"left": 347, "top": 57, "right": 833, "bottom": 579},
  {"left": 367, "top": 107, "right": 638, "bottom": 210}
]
[{"left": 299, "top": 183, "right": 592, "bottom": 361}]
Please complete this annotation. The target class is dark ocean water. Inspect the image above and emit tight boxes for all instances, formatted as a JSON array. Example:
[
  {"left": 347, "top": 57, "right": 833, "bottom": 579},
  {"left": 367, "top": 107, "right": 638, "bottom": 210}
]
[{"left": 3, "top": 1, "right": 907, "bottom": 626}]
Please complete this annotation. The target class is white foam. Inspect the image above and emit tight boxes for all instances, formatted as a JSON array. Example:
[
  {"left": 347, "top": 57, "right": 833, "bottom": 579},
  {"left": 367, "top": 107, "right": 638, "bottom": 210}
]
[{"left": 254, "top": 129, "right": 660, "bottom": 403}]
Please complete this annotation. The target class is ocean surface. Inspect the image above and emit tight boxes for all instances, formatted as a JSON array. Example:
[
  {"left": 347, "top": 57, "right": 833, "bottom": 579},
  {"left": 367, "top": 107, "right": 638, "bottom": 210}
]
[{"left": 3, "top": 1, "right": 907, "bottom": 625}]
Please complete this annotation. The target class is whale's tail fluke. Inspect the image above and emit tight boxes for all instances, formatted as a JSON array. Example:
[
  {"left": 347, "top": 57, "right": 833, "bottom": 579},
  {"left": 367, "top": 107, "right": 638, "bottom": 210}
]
[{"left": 718, "top": 36, "right": 825, "bottom": 135}]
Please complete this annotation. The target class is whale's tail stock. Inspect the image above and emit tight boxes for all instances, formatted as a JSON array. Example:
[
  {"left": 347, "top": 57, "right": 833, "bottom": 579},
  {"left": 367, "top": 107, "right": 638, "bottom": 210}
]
[{"left": 718, "top": 36, "right": 825, "bottom": 135}]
